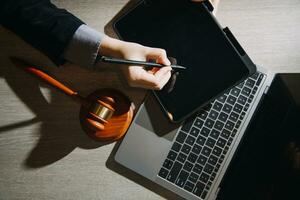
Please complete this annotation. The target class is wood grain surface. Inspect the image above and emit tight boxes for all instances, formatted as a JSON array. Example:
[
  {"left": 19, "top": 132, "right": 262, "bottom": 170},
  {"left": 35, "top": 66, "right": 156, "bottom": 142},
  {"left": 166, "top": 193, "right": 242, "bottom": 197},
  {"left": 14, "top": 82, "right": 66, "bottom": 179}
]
[{"left": 0, "top": 0, "right": 299, "bottom": 199}]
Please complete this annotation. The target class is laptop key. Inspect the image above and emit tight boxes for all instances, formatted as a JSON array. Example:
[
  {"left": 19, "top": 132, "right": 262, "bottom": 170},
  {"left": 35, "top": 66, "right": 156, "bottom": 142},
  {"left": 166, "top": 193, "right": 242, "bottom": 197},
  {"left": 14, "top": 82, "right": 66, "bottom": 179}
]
[
  {"left": 190, "top": 127, "right": 200, "bottom": 137},
  {"left": 207, "top": 181, "right": 212, "bottom": 188},
  {"left": 227, "top": 137, "right": 234, "bottom": 146},
  {"left": 204, "top": 163, "right": 214, "bottom": 174},
  {"left": 193, "top": 164, "right": 203, "bottom": 174},
  {"left": 199, "top": 172, "right": 209, "bottom": 183},
  {"left": 225, "top": 121, "right": 234, "bottom": 131},
  {"left": 230, "top": 88, "right": 241, "bottom": 97},
  {"left": 215, "top": 163, "right": 221, "bottom": 172},
  {"left": 235, "top": 120, "right": 242, "bottom": 129},
  {"left": 208, "top": 155, "right": 218, "bottom": 166},
  {"left": 227, "top": 95, "right": 237, "bottom": 105},
  {"left": 186, "top": 136, "right": 196, "bottom": 146},
  {"left": 223, "top": 103, "right": 233, "bottom": 114},
  {"left": 171, "top": 142, "right": 182, "bottom": 152},
  {"left": 216, "top": 137, "right": 226, "bottom": 148},
  {"left": 229, "top": 112, "right": 239, "bottom": 122},
  {"left": 188, "top": 152, "right": 198, "bottom": 163},
  {"left": 218, "top": 112, "right": 228, "bottom": 122},
  {"left": 252, "top": 86, "right": 258, "bottom": 94},
  {"left": 202, "top": 146, "right": 212, "bottom": 157},
  {"left": 200, "top": 127, "right": 210, "bottom": 137},
  {"left": 223, "top": 146, "right": 229, "bottom": 154},
  {"left": 177, "top": 153, "right": 187, "bottom": 163},
  {"left": 193, "top": 181, "right": 205, "bottom": 197},
  {"left": 213, "top": 101, "right": 224, "bottom": 110},
  {"left": 158, "top": 168, "right": 169, "bottom": 178},
  {"left": 197, "top": 155, "right": 208, "bottom": 166},
  {"left": 167, "top": 161, "right": 183, "bottom": 183},
  {"left": 251, "top": 72, "right": 259, "bottom": 80},
  {"left": 221, "top": 129, "right": 231, "bottom": 139},
  {"left": 233, "top": 103, "right": 243, "bottom": 113},
  {"left": 219, "top": 155, "right": 225, "bottom": 163},
  {"left": 199, "top": 110, "right": 208, "bottom": 120},
  {"left": 167, "top": 151, "right": 177, "bottom": 161},
  {"left": 192, "top": 144, "right": 202, "bottom": 154},
  {"left": 175, "top": 170, "right": 189, "bottom": 188},
  {"left": 182, "top": 144, "right": 191, "bottom": 155},
  {"left": 206, "top": 137, "right": 216, "bottom": 148},
  {"left": 240, "top": 112, "right": 246, "bottom": 120},
  {"left": 256, "top": 74, "right": 264, "bottom": 86},
  {"left": 246, "top": 79, "right": 255, "bottom": 88},
  {"left": 232, "top": 129, "right": 238, "bottom": 137},
  {"left": 216, "top": 95, "right": 227, "bottom": 103},
  {"left": 209, "top": 110, "right": 219, "bottom": 120},
  {"left": 241, "top": 87, "right": 251, "bottom": 97},
  {"left": 237, "top": 95, "right": 247, "bottom": 105},
  {"left": 183, "top": 161, "right": 193, "bottom": 172},
  {"left": 163, "top": 159, "right": 173, "bottom": 169},
  {"left": 210, "top": 129, "right": 220, "bottom": 140},
  {"left": 176, "top": 131, "right": 187, "bottom": 143},
  {"left": 201, "top": 190, "right": 208, "bottom": 199},
  {"left": 194, "top": 118, "right": 204, "bottom": 129},
  {"left": 196, "top": 135, "right": 206, "bottom": 146},
  {"left": 210, "top": 172, "right": 217, "bottom": 181},
  {"left": 244, "top": 103, "right": 250, "bottom": 112},
  {"left": 184, "top": 181, "right": 195, "bottom": 192},
  {"left": 188, "top": 172, "right": 199, "bottom": 183},
  {"left": 247, "top": 95, "right": 254, "bottom": 103},
  {"left": 212, "top": 146, "right": 222, "bottom": 156},
  {"left": 205, "top": 118, "right": 215, "bottom": 129},
  {"left": 214, "top": 120, "right": 224, "bottom": 131}
]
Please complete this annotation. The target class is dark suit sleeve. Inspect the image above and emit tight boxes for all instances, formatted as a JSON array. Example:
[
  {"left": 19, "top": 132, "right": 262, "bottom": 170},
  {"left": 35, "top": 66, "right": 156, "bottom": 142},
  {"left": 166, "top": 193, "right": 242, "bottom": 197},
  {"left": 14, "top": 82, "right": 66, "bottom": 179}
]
[{"left": 0, "top": 0, "right": 84, "bottom": 65}]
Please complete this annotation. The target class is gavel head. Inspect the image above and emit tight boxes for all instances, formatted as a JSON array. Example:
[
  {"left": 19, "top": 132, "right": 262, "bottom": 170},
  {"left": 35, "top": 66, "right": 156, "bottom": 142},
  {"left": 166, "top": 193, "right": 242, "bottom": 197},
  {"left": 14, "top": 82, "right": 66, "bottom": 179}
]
[
  {"left": 86, "top": 96, "right": 116, "bottom": 131},
  {"left": 79, "top": 88, "right": 133, "bottom": 142}
]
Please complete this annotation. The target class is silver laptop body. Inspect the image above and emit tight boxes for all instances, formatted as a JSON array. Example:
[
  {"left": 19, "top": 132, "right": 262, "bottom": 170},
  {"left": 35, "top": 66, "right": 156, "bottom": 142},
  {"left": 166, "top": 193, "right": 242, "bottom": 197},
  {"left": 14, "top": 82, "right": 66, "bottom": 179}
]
[{"left": 115, "top": 66, "right": 275, "bottom": 200}]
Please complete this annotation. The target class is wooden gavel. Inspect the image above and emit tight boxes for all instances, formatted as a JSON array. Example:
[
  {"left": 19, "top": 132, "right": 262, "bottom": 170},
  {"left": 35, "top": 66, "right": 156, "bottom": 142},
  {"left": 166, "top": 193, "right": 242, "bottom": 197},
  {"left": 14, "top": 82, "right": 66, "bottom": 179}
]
[{"left": 11, "top": 58, "right": 134, "bottom": 141}]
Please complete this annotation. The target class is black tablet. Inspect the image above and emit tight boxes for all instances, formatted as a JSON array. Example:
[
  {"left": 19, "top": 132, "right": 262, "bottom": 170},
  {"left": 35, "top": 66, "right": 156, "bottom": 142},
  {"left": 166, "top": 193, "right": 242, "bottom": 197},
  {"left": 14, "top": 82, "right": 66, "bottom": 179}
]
[{"left": 113, "top": 0, "right": 256, "bottom": 122}]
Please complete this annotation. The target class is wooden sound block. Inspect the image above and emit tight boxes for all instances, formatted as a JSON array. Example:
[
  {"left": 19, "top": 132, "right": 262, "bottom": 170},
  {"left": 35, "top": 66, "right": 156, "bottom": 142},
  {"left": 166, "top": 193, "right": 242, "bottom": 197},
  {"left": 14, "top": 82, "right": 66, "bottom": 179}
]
[{"left": 79, "top": 88, "right": 134, "bottom": 142}]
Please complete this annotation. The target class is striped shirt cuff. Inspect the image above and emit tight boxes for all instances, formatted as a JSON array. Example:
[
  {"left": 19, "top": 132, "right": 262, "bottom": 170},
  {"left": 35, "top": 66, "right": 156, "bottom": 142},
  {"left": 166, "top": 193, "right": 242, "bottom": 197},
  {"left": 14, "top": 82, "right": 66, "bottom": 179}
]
[{"left": 63, "top": 24, "right": 105, "bottom": 68}]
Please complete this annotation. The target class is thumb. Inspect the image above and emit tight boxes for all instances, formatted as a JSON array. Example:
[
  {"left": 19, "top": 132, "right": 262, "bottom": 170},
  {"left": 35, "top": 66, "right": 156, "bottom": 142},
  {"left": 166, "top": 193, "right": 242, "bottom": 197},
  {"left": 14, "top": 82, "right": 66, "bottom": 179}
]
[{"left": 146, "top": 48, "right": 171, "bottom": 66}]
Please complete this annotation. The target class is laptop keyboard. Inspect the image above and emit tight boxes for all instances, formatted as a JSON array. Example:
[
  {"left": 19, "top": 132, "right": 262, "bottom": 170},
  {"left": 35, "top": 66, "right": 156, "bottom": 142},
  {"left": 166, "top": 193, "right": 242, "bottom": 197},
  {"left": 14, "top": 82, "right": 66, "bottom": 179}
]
[{"left": 158, "top": 72, "right": 265, "bottom": 199}]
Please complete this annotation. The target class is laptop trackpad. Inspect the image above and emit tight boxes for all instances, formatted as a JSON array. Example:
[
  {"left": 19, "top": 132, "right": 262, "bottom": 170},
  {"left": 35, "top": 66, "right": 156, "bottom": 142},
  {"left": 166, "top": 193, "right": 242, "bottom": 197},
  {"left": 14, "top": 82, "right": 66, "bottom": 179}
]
[
  {"left": 115, "top": 94, "right": 182, "bottom": 179},
  {"left": 135, "top": 93, "right": 181, "bottom": 142}
]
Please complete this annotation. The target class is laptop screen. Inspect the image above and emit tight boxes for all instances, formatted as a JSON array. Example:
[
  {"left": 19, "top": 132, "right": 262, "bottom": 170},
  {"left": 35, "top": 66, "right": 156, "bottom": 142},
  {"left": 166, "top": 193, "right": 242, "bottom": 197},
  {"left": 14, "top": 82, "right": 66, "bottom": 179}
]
[{"left": 217, "top": 73, "right": 300, "bottom": 200}]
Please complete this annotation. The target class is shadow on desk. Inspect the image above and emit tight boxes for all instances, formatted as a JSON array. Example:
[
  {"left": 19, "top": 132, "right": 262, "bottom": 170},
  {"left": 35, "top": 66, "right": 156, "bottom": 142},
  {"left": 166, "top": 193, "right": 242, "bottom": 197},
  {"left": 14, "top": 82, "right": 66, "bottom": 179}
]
[{"left": 0, "top": 54, "right": 109, "bottom": 169}]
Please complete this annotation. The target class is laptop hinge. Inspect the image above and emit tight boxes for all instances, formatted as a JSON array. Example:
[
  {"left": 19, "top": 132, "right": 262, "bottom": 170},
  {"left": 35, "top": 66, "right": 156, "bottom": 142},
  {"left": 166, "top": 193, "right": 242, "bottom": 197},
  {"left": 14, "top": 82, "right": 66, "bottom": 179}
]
[
  {"left": 223, "top": 27, "right": 246, "bottom": 57},
  {"left": 263, "top": 86, "right": 270, "bottom": 94},
  {"left": 203, "top": 0, "right": 214, "bottom": 12}
]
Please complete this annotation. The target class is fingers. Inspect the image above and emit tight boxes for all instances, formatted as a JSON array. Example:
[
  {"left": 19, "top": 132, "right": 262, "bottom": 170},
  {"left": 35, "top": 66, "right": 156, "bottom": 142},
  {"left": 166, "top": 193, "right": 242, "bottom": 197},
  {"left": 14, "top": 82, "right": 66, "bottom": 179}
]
[
  {"left": 116, "top": 41, "right": 172, "bottom": 89},
  {"left": 145, "top": 48, "right": 171, "bottom": 66},
  {"left": 125, "top": 66, "right": 172, "bottom": 90},
  {"left": 125, "top": 47, "right": 172, "bottom": 90}
]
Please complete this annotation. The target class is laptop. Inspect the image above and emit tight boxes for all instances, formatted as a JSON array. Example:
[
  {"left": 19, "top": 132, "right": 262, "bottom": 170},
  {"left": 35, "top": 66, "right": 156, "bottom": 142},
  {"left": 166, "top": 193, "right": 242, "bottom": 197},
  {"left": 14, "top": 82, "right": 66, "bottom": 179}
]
[
  {"left": 113, "top": 1, "right": 300, "bottom": 200},
  {"left": 115, "top": 69, "right": 300, "bottom": 199}
]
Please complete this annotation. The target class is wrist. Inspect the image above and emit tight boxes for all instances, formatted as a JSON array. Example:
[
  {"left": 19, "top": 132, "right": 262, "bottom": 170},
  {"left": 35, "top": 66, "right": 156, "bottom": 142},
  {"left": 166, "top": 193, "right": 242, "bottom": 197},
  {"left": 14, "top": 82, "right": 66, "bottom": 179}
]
[{"left": 99, "top": 36, "right": 124, "bottom": 58}]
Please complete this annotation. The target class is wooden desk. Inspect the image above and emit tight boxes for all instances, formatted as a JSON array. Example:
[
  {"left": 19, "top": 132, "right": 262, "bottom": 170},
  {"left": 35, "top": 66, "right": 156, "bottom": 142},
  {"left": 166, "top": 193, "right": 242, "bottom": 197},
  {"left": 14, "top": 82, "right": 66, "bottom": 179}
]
[{"left": 0, "top": 0, "right": 299, "bottom": 199}]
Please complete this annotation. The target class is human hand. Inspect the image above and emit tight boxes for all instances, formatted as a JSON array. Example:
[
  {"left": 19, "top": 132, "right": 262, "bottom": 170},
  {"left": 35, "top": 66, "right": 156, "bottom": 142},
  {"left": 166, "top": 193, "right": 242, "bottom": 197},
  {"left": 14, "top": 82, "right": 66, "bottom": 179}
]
[{"left": 99, "top": 36, "right": 172, "bottom": 90}]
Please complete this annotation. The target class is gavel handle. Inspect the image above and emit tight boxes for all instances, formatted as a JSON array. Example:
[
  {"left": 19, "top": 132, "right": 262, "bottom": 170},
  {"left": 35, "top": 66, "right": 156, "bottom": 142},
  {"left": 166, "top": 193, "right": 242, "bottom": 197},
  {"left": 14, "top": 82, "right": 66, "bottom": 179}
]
[{"left": 26, "top": 67, "right": 84, "bottom": 103}]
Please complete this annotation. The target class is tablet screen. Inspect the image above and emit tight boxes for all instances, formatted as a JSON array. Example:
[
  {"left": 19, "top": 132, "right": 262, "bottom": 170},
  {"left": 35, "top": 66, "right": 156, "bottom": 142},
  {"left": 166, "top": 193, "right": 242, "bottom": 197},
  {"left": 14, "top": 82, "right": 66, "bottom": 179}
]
[{"left": 114, "top": 0, "right": 255, "bottom": 122}]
